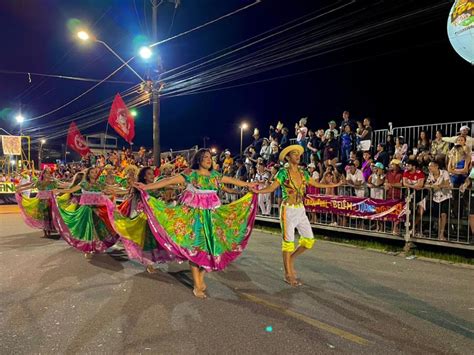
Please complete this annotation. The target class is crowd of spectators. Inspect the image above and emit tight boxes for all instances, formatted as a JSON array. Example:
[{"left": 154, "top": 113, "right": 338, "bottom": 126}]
[
  {"left": 212, "top": 113, "right": 473, "bottom": 240},
  {"left": 2, "top": 112, "right": 473, "bottom": 241}
]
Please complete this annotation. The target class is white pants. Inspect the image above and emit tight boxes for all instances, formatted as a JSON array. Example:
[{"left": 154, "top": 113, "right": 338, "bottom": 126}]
[
  {"left": 258, "top": 193, "right": 271, "bottom": 215},
  {"left": 280, "top": 204, "right": 314, "bottom": 242}
]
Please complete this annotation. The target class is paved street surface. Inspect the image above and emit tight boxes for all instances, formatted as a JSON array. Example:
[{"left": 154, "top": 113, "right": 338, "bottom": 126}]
[{"left": 1, "top": 213, "right": 473, "bottom": 354}]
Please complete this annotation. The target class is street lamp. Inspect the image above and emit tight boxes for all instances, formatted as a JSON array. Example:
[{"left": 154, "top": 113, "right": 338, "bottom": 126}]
[
  {"left": 211, "top": 147, "right": 217, "bottom": 154},
  {"left": 77, "top": 31, "right": 90, "bottom": 41},
  {"left": 76, "top": 31, "right": 144, "bottom": 82},
  {"left": 15, "top": 114, "right": 25, "bottom": 135},
  {"left": 240, "top": 123, "right": 249, "bottom": 157},
  {"left": 139, "top": 46, "right": 153, "bottom": 60}
]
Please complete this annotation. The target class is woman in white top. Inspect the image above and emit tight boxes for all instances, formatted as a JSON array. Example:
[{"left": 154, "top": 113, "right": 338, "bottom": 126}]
[{"left": 424, "top": 161, "right": 452, "bottom": 241}]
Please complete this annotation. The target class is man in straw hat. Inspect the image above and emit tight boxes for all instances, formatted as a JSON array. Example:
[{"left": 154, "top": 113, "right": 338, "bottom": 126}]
[{"left": 253, "top": 145, "right": 341, "bottom": 286}]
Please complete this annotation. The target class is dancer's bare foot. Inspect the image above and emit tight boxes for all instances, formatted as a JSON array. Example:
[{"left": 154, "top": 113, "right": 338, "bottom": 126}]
[
  {"left": 193, "top": 288, "right": 207, "bottom": 299},
  {"left": 284, "top": 274, "right": 301, "bottom": 287},
  {"left": 146, "top": 265, "right": 158, "bottom": 273},
  {"left": 84, "top": 253, "right": 93, "bottom": 260}
]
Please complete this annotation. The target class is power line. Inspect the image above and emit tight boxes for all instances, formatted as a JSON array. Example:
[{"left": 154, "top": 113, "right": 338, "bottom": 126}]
[{"left": 0, "top": 70, "right": 135, "bottom": 84}]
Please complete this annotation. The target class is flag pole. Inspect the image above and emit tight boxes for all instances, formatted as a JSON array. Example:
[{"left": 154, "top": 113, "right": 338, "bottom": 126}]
[{"left": 103, "top": 122, "right": 109, "bottom": 153}]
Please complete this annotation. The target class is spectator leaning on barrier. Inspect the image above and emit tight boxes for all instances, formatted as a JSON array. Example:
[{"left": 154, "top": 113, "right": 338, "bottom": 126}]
[
  {"left": 403, "top": 159, "right": 426, "bottom": 236},
  {"left": 345, "top": 162, "right": 365, "bottom": 198},
  {"left": 384, "top": 159, "right": 403, "bottom": 200},
  {"left": 369, "top": 162, "right": 386, "bottom": 200},
  {"left": 424, "top": 160, "right": 452, "bottom": 241}
]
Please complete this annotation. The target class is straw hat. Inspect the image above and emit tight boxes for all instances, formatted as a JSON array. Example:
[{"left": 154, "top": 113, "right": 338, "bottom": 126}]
[
  {"left": 279, "top": 144, "right": 304, "bottom": 162},
  {"left": 123, "top": 165, "right": 139, "bottom": 175}
]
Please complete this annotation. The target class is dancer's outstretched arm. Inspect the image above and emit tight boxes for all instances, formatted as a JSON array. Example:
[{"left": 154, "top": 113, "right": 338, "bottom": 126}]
[
  {"left": 53, "top": 185, "right": 81, "bottom": 194},
  {"left": 15, "top": 182, "right": 35, "bottom": 193},
  {"left": 135, "top": 174, "right": 185, "bottom": 191},
  {"left": 252, "top": 180, "right": 280, "bottom": 194},
  {"left": 308, "top": 179, "right": 342, "bottom": 189},
  {"left": 221, "top": 176, "right": 257, "bottom": 189}
]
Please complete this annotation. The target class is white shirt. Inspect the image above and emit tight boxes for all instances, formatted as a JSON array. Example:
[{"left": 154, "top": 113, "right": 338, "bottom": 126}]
[
  {"left": 346, "top": 169, "right": 365, "bottom": 197},
  {"left": 427, "top": 169, "right": 452, "bottom": 203}
]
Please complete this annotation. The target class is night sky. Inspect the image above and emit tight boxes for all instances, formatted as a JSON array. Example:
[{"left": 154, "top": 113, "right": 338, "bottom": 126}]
[{"left": 0, "top": 0, "right": 471, "bottom": 156}]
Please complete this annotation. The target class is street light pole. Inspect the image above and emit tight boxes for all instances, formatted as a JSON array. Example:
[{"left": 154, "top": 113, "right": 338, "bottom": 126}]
[
  {"left": 240, "top": 127, "right": 244, "bottom": 157},
  {"left": 240, "top": 123, "right": 248, "bottom": 157},
  {"left": 152, "top": 0, "right": 161, "bottom": 167},
  {"left": 39, "top": 139, "right": 46, "bottom": 168}
]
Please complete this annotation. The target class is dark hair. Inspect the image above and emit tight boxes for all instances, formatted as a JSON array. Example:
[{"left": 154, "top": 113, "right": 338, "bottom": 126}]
[
  {"left": 191, "top": 148, "right": 213, "bottom": 171},
  {"left": 84, "top": 167, "right": 95, "bottom": 183},
  {"left": 70, "top": 172, "right": 85, "bottom": 187},
  {"left": 406, "top": 159, "right": 419, "bottom": 168},
  {"left": 138, "top": 167, "right": 153, "bottom": 184},
  {"left": 436, "top": 129, "right": 444, "bottom": 136},
  {"left": 397, "top": 136, "right": 405, "bottom": 145}
]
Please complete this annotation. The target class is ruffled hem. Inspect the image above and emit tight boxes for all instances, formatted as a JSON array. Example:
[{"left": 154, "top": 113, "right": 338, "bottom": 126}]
[
  {"left": 16, "top": 193, "right": 55, "bottom": 231},
  {"left": 120, "top": 238, "right": 177, "bottom": 265},
  {"left": 51, "top": 196, "right": 118, "bottom": 253},
  {"left": 141, "top": 191, "right": 257, "bottom": 271}
]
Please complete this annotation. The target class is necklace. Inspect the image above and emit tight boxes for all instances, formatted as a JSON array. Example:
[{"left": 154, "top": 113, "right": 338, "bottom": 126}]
[{"left": 288, "top": 167, "right": 306, "bottom": 201}]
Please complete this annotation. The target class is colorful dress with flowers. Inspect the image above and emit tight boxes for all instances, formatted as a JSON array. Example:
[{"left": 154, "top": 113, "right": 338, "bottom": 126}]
[
  {"left": 51, "top": 180, "right": 118, "bottom": 253},
  {"left": 112, "top": 190, "right": 177, "bottom": 266},
  {"left": 16, "top": 180, "right": 58, "bottom": 231},
  {"left": 139, "top": 170, "right": 258, "bottom": 271}
]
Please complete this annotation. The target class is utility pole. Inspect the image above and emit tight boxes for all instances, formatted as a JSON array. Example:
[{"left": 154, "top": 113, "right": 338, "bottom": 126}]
[{"left": 152, "top": 0, "right": 161, "bottom": 167}]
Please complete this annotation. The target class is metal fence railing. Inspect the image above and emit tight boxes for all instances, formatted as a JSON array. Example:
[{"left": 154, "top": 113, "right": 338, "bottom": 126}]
[{"left": 239, "top": 185, "right": 474, "bottom": 249}]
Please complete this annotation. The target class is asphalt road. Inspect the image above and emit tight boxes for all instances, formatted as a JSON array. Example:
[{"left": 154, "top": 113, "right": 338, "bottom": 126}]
[{"left": 1, "top": 213, "right": 473, "bottom": 354}]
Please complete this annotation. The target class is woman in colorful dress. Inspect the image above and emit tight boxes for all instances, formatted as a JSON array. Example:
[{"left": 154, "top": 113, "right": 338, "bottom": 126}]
[
  {"left": 135, "top": 149, "right": 258, "bottom": 299},
  {"left": 112, "top": 167, "right": 176, "bottom": 273},
  {"left": 16, "top": 168, "right": 59, "bottom": 238},
  {"left": 51, "top": 167, "right": 118, "bottom": 259}
]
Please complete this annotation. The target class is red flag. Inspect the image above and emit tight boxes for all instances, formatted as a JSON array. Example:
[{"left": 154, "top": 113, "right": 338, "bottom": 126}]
[
  {"left": 67, "top": 122, "right": 92, "bottom": 157},
  {"left": 108, "top": 93, "right": 135, "bottom": 144}
]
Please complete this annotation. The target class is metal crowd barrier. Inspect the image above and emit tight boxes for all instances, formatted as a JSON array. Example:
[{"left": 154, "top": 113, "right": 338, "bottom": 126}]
[{"left": 245, "top": 185, "right": 474, "bottom": 250}]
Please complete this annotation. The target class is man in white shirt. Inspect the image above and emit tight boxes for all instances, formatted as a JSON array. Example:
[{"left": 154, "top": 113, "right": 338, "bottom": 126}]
[
  {"left": 345, "top": 162, "right": 365, "bottom": 197},
  {"left": 442, "top": 126, "right": 473, "bottom": 151}
]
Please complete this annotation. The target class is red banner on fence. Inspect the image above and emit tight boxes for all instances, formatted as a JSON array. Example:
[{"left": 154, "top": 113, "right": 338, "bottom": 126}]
[{"left": 304, "top": 194, "right": 405, "bottom": 221}]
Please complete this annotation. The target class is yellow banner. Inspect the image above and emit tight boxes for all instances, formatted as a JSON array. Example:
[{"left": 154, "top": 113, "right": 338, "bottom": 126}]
[
  {"left": 1, "top": 135, "right": 22, "bottom": 155},
  {"left": 0, "top": 182, "right": 16, "bottom": 194}
]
